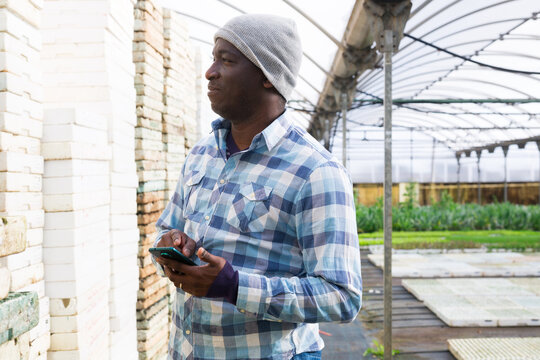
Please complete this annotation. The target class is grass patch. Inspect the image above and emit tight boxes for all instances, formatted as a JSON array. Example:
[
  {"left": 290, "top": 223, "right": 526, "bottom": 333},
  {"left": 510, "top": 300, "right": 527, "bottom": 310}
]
[{"left": 359, "top": 230, "right": 540, "bottom": 251}]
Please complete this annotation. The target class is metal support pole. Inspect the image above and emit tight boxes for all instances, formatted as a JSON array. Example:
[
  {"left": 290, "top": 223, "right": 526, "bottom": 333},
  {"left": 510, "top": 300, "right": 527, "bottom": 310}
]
[
  {"left": 341, "top": 92, "right": 348, "bottom": 169},
  {"left": 476, "top": 150, "right": 482, "bottom": 204},
  {"left": 383, "top": 29, "right": 393, "bottom": 360},
  {"left": 502, "top": 146, "right": 509, "bottom": 202},
  {"left": 456, "top": 153, "right": 461, "bottom": 203},
  {"left": 410, "top": 129, "right": 413, "bottom": 182},
  {"left": 430, "top": 138, "right": 436, "bottom": 204},
  {"left": 537, "top": 141, "right": 540, "bottom": 204}
]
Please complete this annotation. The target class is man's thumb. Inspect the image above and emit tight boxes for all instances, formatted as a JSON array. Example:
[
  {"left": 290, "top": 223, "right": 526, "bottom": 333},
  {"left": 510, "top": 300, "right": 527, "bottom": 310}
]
[{"left": 197, "top": 247, "right": 215, "bottom": 264}]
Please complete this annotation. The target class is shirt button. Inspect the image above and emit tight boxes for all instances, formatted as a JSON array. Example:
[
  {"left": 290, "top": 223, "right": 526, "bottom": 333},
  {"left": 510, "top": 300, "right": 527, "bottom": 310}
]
[
  {"left": 185, "top": 330, "right": 191, "bottom": 335},
  {"left": 205, "top": 215, "right": 210, "bottom": 220},
  {"left": 219, "top": 179, "right": 225, "bottom": 184}
]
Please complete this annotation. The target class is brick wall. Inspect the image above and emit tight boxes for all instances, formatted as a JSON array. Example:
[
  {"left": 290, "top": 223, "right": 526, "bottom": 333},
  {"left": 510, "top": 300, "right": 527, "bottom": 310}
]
[
  {"left": 0, "top": 0, "right": 49, "bottom": 357},
  {"left": 0, "top": 0, "right": 199, "bottom": 358}
]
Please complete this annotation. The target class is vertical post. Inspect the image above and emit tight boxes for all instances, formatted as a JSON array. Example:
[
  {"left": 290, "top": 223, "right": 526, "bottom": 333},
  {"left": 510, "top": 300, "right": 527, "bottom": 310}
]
[
  {"left": 430, "top": 138, "right": 436, "bottom": 203},
  {"left": 341, "top": 92, "right": 348, "bottom": 169},
  {"left": 537, "top": 141, "right": 540, "bottom": 204},
  {"left": 456, "top": 153, "right": 461, "bottom": 203},
  {"left": 410, "top": 129, "right": 413, "bottom": 182},
  {"left": 502, "top": 146, "right": 509, "bottom": 202},
  {"left": 383, "top": 29, "right": 393, "bottom": 360},
  {"left": 476, "top": 150, "right": 482, "bottom": 204}
]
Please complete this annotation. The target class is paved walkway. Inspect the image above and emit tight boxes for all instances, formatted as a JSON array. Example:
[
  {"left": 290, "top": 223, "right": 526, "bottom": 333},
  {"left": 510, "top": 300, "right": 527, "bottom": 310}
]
[{"left": 368, "top": 252, "right": 540, "bottom": 277}]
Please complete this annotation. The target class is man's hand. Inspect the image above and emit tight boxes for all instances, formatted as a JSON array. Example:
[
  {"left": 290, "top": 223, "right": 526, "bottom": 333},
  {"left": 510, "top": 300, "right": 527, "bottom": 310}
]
[
  {"left": 155, "top": 247, "right": 227, "bottom": 297},
  {"left": 156, "top": 229, "right": 196, "bottom": 258}
]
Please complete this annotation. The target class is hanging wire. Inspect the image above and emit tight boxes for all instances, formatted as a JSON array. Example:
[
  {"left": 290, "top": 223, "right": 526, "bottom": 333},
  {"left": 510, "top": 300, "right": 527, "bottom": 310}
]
[{"left": 403, "top": 33, "right": 540, "bottom": 75}]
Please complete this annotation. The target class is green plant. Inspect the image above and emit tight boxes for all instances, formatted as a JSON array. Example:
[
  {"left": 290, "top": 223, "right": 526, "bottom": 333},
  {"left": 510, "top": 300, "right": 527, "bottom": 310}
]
[{"left": 363, "top": 340, "right": 400, "bottom": 359}]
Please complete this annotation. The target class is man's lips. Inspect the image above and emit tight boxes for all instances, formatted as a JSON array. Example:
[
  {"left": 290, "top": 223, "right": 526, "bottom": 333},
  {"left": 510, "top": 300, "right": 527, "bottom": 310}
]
[{"left": 207, "top": 85, "right": 220, "bottom": 97}]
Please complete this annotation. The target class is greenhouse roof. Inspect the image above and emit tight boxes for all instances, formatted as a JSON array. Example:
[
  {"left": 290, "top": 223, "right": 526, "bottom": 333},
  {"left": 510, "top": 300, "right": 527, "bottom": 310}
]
[{"left": 159, "top": 0, "right": 540, "bottom": 183}]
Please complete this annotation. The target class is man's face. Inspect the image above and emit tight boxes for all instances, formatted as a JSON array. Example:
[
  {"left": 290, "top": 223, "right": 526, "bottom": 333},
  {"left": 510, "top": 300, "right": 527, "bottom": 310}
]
[{"left": 206, "top": 38, "right": 267, "bottom": 121}]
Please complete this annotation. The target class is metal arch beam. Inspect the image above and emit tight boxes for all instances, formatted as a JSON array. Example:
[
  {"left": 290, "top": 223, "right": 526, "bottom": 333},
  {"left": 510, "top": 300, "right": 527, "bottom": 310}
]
[
  {"left": 381, "top": 18, "right": 525, "bottom": 77},
  {"left": 281, "top": 0, "right": 344, "bottom": 50},
  {"left": 173, "top": 10, "right": 332, "bottom": 79},
  {"left": 399, "top": 0, "right": 520, "bottom": 53}
]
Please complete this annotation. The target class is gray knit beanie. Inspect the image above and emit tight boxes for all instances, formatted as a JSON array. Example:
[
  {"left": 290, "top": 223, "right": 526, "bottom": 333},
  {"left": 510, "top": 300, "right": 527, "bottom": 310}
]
[{"left": 214, "top": 14, "right": 302, "bottom": 101}]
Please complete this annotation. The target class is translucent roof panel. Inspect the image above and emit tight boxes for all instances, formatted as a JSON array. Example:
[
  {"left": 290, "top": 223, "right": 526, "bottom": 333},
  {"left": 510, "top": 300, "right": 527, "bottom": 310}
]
[
  {"left": 159, "top": 0, "right": 355, "bottom": 129},
  {"left": 159, "top": 0, "right": 540, "bottom": 183}
]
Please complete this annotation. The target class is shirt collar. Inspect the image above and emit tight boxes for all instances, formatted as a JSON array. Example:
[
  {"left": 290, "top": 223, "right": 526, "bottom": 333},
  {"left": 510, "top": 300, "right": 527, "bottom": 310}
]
[{"left": 211, "top": 111, "right": 292, "bottom": 152}]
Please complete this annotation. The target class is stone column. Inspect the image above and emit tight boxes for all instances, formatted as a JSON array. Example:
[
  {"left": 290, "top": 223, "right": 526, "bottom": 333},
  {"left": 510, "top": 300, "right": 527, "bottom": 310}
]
[
  {"left": 41, "top": 0, "right": 139, "bottom": 358},
  {"left": 133, "top": 1, "right": 170, "bottom": 359},
  {"left": 0, "top": 0, "right": 49, "bottom": 357}
]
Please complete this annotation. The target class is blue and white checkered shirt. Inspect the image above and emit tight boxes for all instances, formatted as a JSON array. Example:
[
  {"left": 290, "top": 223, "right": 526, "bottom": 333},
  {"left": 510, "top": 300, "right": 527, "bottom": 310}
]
[{"left": 155, "top": 112, "right": 362, "bottom": 360}]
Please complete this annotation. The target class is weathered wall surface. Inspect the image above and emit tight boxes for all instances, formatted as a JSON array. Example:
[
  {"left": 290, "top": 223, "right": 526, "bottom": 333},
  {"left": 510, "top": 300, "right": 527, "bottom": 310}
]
[{"left": 0, "top": 0, "right": 199, "bottom": 358}]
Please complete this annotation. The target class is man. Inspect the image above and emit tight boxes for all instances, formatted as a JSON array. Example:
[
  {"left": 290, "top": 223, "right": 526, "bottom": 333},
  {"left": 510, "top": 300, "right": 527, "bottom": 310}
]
[{"left": 153, "top": 13, "right": 362, "bottom": 360}]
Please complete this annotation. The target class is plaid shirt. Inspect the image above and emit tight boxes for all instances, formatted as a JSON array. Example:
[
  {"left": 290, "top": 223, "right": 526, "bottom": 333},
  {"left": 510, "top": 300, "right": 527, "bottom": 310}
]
[{"left": 155, "top": 112, "right": 362, "bottom": 360}]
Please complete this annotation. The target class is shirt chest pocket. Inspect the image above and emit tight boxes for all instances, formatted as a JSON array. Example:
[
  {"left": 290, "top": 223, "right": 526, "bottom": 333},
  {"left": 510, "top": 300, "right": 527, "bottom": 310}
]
[
  {"left": 226, "top": 183, "right": 273, "bottom": 233},
  {"left": 183, "top": 171, "right": 211, "bottom": 220}
]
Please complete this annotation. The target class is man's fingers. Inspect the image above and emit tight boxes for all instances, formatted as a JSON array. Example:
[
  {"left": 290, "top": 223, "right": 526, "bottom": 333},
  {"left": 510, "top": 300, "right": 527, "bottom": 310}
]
[
  {"left": 183, "top": 237, "right": 197, "bottom": 257},
  {"left": 197, "top": 247, "right": 218, "bottom": 265}
]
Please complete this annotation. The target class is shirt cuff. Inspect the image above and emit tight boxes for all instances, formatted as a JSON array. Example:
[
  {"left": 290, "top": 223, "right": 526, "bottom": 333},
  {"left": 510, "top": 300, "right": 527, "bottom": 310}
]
[{"left": 205, "top": 261, "right": 239, "bottom": 304}]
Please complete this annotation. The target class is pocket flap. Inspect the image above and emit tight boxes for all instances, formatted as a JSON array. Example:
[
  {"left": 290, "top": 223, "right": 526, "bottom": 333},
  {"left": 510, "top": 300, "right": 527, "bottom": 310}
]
[
  {"left": 185, "top": 171, "right": 204, "bottom": 187},
  {"left": 239, "top": 183, "right": 272, "bottom": 201}
]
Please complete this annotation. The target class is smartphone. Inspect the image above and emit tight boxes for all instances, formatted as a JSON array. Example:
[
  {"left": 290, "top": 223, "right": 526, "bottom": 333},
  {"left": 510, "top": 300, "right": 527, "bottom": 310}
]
[{"left": 149, "top": 247, "right": 197, "bottom": 266}]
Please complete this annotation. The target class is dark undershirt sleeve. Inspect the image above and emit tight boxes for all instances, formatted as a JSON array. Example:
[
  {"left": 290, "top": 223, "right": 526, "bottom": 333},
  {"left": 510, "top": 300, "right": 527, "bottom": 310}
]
[{"left": 205, "top": 261, "right": 239, "bottom": 305}]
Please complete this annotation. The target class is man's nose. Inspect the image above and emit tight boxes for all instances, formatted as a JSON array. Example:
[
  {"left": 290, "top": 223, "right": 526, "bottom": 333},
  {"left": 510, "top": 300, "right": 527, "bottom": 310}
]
[{"left": 205, "top": 62, "right": 219, "bottom": 80}]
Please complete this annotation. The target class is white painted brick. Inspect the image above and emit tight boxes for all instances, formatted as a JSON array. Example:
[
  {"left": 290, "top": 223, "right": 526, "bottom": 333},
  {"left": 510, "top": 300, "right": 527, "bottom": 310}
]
[
  {"left": 0, "top": 8, "right": 41, "bottom": 50},
  {"left": 0, "top": 89, "right": 22, "bottom": 113},
  {"left": 10, "top": 262, "right": 43, "bottom": 291},
  {"left": 42, "top": 175, "right": 108, "bottom": 195},
  {"left": 6, "top": 244, "right": 41, "bottom": 270},
  {"left": 49, "top": 281, "right": 108, "bottom": 316},
  {"left": 138, "top": 169, "right": 166, "bottom": 182},
  {"left": 41, "top": 10, "right": 108, "bottom": 32},
  {"left": 43, "top": 159, "right": 108, "bottom": 177},
  {"left": 0, "top": 152, "right": 43, "bottom": 173},
  {"left": 43, "top": 189, "right": 110, "bottom": 212},
  {"left": 43, "top": 108, "right": 107, "bottom": 131},
  {"left": 0, "top": 71, "right": 22, "bottom": 94},
  {"left": 110, "top": 228, "right": 139, "bottom": 246},
  {"left": 43, "top": 239, "right": 109, "bottom": 266},
  {"left": 41, "top": 55, "right": 107, "bottom": 74},
  {"left": 42, "top": 124, "right": 107, "bottom": 144},
  {"left": 28, "top": 317, "right": 51, "bottom": 347},
  {"left": 42, "top": 25, "right": 107, "bottom": 45},
  {"left": 109, "top": 129, "right": 136, "bottom": 148},
  {"left": 42, "top": 70, "right": 108, "bottom": 88},
  {"left": 46, "top": 272, "right": 108, "bottom": 299},
  {"left": 111, "top": 144, "right": 136, "bottom": 173},
  {"left": 110, "top": 173, "right": 139, "bottom": 188},
  {"left": 110, "top": 214, "right": 137, "bottom": 230},
  {"left": 43, "top": 220, "right": 109, "bottom": 248},
  {"left": 6, "top": 209, "right": 44, "bottom": 229},
  {"left": 0, "top": 131, "right": 40, "bottom": 154},
  {"left": 29, "top": 331, "right": 50, "bottom": 359},
  {"left": 0, "top": 172, "right": 41, "bottom": 191},
  {"left": 44, "top": 85, "right": 112, "bottom": 103},
  {"left": 0, "top": 112, "right": 42, "bottom": 138},
  {"left": 18, "top": 277, "right": 45, "bottom": 298},
  {"left": 109, "top": 266, "right": 138, "bottom": 291},
  {"left": 110, "top": 198, "right": 137, "bottom": 215},
  {"left": 27, "top": 227, "right": 43, "bottom": 247},
  {"left": 44, "top": 205, "right": 109, "bottom": 229},
  {"left": 135, "top": 138, "right": 164, "bottom": 151},
  {"left": 0, "top": 192, "right": 42, "bottom": 211},
  {"left": 0, "top": 0, "right": 41, "bottom": 28},
  {"left": 42, "top": 142, "right": 111, "bottom": 161}
]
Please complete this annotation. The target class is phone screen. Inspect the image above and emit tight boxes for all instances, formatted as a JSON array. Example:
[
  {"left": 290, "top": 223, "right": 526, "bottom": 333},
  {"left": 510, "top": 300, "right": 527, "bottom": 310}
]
[{"left": 149, "top": 247, "right": 197, "bottom": 266}]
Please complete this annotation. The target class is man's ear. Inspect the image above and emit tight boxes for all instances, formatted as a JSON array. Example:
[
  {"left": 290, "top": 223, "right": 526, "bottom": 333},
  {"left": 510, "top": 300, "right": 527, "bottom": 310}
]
[{"left": 263, "top": 78, "right": 274, "bottom": 89}]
